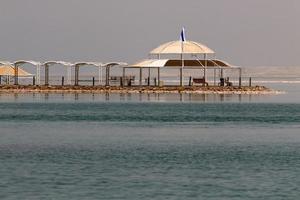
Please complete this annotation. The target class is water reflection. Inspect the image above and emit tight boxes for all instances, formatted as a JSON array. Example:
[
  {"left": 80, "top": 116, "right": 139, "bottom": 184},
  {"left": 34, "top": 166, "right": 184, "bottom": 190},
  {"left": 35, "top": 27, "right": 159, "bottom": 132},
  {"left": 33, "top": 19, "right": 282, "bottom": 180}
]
[{"left": 0, "top": 92, "right": 282, "bottom": 103}]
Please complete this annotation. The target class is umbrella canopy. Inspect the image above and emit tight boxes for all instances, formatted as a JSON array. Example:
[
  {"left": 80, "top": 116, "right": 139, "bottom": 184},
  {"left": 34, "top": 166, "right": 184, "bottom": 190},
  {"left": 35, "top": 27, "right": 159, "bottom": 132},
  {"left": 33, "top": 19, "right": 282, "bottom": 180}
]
[
  {"left": 0, "top": 65, "right": 32, "bottom": 76},
  {"left": 150, "top": 40, "right": 215, "bottom": 55}
]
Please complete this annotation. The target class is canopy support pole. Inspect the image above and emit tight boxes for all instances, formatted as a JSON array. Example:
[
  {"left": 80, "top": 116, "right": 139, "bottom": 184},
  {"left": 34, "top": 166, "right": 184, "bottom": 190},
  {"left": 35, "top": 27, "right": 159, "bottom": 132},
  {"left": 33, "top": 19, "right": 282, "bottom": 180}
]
[
  {"left": 67, "top": 65, "right": 72, "bottom": 85},
  {"left": 36, "top": 64, "right": 41, "bottom": 85},
  {"left": 74, "top": 65, "right": 79, "bottom": 86},
  {"left": 45, "top": 64, "right": 49, "bottom": 86},
  {"left": 213, "top": 68, "right": 216, "bottom": 86},
  {"left": 180, "top": 68, "right": 183, "bottom": 87},
  {"left": 105, "top": 66, "right": 110, "bottom": 86},
  {"left": 180, "top": 40, "right": 184, "bottom": 87},
  {"left": 157, "top": 67, "right": 160, "bottom": 87},
  {"left": 14, "top": 64, "right": 18, "bottom": 85},
  {"left": 204, "top": 54, "right": 207, "bottom": 86},
  {"left": 221, "top": 68, "right": 224, "bottom": 78},
  {"left": 148, "top": 67, "right": 151, "bottom": 86},
  {"left": 123, "top": 67, "right": 125, "bottom": 87},
  {"left": 238, "top": 68, "right": 242, "bottom": 88},
  {"left": 98, "top": 66, "right": 101, "bottom": 85},
  {"left": 139, "top": 68, "right": 142, "bottom": 86}
]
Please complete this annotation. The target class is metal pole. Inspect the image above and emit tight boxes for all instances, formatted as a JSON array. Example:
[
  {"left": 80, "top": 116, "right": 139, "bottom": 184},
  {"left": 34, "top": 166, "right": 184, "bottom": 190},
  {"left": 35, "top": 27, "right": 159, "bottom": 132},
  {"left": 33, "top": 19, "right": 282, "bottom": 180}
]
[
  {"left": 14, "top": 64, "right": 18, "bottom": 85},
  {"left": 214, "top": 68, "right": 216, "bottom": 86},
  {"left": 45, "top": 64, "right": 49, "bottom": 86},
  {"left": 249, "top": 77, "right": 251, "bottom": 87},
  {"left": 221, "top": 68, "right": 224, "bottom": 78},
  {"left": 238, "top": 68, "right": 242, "bottom": 88},
  {"left": 67, "top": 66, "right": 71, "bottom": 85},
  {"left": 98, "top": 66, "right": 101, "bottom": 85},
  {"left": 36, "top": 64, "right": 40, "bottom": 85},
  {"left": 139, "top": 68, "right": 142, "bottom": 86},
  {"left": 75, "top": 65, "right": 79, "bottom": 86},
  {"left": 123, "top": 67, "right": 125, "bottom": 86},
  {"left": 148, "top": 67, "right": 150, "bottom": 86},
  {"left": 105, "top": 67, "right": 108, "bottom": 86},
  {"left": 180, "top": 40, "right": 184, "bottom": 86},
  {"left": 107, "top": 66, "right": 110, "bottom": 86},
  {"left": 204, "top": 54, "right": 207, "bottom": 86},
  {"left": 158, "top": 67, "right": 160, "bottom": 87}
]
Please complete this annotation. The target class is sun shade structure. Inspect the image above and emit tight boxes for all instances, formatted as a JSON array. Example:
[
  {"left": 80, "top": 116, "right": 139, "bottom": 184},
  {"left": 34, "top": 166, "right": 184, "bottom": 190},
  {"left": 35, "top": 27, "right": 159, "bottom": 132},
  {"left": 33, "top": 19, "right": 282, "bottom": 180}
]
[
  {"left": 127, "top": 33, "right": 242, "bottom": 87},
  {"left": 0, "top": 65, "right": 32, "bottom": 76},
  {"left": 0, "top": 65, "right": 33, "bottom": 85},
  {"left": 150, "top": 40, "right": 215, "bottom": 55}
]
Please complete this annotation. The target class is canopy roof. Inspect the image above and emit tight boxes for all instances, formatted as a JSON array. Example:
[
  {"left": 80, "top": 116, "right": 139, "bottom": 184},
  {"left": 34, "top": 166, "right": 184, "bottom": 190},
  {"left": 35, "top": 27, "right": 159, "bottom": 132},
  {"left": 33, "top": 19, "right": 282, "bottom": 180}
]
[
  {"left": 150, "top": 40, "right": 215, "bottom": 55},
  {"left": 131, "top": 59, "right": 232, "bottom": 68},
  {"left": 0, "top": 65, "right": 32, "bottom": 76}
]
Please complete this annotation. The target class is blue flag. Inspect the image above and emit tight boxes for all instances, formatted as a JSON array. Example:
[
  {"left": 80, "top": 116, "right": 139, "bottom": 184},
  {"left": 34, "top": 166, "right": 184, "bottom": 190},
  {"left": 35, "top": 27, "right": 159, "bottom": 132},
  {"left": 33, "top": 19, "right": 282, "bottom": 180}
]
[{"left": 180, "top": 27, "right": 186, "bottom": 42}]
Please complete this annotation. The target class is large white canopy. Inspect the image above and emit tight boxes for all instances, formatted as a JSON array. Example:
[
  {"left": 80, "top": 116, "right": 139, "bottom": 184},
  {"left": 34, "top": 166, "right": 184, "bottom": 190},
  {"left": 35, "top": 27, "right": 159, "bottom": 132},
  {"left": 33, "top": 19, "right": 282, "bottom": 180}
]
[{"left": 150, "top": 40, "right": 215, "bottom": 55}]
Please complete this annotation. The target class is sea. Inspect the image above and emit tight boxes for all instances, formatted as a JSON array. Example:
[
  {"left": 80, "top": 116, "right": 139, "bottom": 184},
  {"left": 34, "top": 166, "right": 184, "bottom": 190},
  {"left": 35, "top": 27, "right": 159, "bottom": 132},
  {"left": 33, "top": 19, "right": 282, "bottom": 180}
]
[{"left": 0, "top": 78, "right": 300, "bottom": 200}]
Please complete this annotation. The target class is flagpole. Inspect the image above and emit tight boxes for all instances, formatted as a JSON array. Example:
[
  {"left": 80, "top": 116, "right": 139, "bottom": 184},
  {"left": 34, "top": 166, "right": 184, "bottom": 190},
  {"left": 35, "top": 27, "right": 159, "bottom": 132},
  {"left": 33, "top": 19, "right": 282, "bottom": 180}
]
[
  {"left": 181, "top": 42, "right": 183, "bottom": 87},
  {"left": 180, "top": 28, "right": 184, "bottom": 87}
]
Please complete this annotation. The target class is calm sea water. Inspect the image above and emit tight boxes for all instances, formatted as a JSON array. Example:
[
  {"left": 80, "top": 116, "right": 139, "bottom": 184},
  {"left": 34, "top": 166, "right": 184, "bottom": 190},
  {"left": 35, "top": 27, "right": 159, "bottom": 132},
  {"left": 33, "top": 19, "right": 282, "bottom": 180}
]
[{"left": 0, "top": 81, "right": 300, "bottom": 199}]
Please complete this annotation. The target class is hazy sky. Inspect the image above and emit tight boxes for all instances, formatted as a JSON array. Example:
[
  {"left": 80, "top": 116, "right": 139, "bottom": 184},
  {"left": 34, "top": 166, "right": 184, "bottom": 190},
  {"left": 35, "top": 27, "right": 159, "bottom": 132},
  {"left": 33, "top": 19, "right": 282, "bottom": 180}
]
[{"left": 0, "top": 0, "right": 299, "bottom": 67}]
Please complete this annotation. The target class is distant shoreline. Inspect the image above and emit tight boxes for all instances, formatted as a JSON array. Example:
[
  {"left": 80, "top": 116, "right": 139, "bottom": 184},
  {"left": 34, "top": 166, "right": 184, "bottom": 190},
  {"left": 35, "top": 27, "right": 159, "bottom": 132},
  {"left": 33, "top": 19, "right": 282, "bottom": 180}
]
[{"left": 0, "top": 85, "right": 282, "bottom": 95}]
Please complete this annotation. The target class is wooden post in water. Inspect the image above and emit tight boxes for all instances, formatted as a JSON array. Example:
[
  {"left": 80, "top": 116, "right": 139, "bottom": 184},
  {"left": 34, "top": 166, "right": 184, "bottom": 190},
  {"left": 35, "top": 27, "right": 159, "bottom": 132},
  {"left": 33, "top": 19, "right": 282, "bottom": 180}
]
[
  {"left": 33, "top": 76, "right": 36, "bottom": 86},
  {"left": 249, "top": 77, "right": 252, "bottom": 87},
  {"left": 0, "top": 75, "right": 2, "bottom": 85},
  {"left": 154, "top": 77, "right": 157, "bottom": 86},
  {"left": 92, "top": 77, "right": 95, "bottom": 86},
  {"left": 61, "top": 76, "right": 64, "bottom": 86}
]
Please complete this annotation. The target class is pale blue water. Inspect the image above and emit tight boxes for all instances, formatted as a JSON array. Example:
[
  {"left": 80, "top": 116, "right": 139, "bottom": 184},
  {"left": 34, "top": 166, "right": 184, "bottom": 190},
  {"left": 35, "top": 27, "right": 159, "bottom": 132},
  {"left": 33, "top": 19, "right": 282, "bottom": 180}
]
[{"left": 0, "top": 82, "right": 300, "bottom": 199}]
